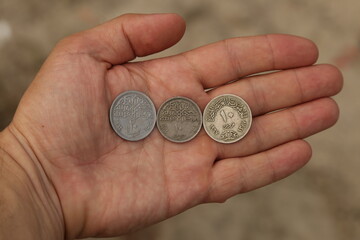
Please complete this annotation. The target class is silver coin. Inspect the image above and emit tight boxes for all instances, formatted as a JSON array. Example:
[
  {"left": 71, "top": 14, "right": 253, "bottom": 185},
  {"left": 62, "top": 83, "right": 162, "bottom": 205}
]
[
  {"left": 110, "top": 91, "right": 156, "bottom": 141},
  {"left": 157, "top": 97, "right": 202, "bottom": 143},
  {"left": 203, "top": 94, "right": 252, "bottom": 144}
]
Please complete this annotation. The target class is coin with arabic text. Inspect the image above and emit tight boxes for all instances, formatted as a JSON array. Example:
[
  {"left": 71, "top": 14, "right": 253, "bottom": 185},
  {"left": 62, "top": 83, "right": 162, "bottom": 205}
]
[
  {"left": 110, "top": 91, "right": 156, "bottom": 141},
  {"left": 157, "top": 97, "right": 202, "bottom": 143},
  {"left": 203, "top": 94, "right": 252, "bottom": 144}
]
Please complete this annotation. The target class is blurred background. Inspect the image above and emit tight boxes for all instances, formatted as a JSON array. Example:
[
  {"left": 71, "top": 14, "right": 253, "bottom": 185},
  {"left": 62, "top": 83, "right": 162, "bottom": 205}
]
[{"left": 1, "top": 0, "right": 359, "bottom": 239}]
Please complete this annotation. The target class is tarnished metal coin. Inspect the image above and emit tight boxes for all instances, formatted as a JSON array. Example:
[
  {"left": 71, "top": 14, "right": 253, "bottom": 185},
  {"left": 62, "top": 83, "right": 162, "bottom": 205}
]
[
  {"left": 110, "top": 91, "right": 156, "bottom": 141},
  {"left": 203, "top": 94, "right": 252, "bottom": 144},
  {"left": 157, "top": 97, "right": 202, "bottom": 143}
]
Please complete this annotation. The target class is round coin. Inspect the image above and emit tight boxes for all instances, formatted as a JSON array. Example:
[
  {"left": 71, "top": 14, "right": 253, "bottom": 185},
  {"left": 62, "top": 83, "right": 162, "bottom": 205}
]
[
  {"left": 110, "top": 90, "right": 156, "bottom": 141},
  {"left": 203, "top": 94, "right": 252, "bottom": 144},
  {"left": 157, "top": 97, "right": 202, "bottom": 143}
]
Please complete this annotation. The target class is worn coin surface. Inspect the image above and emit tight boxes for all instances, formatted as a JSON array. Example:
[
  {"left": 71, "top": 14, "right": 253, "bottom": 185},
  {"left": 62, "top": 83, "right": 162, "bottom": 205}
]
[
  {"left": 157, "top": 97, "right": 202, "bottom": 143},
  {"left": 110, "top": 91, "right": 156, "bottom": 141},
  {"left": 203, "top": 94, "right": 252, "bottom": 144}
]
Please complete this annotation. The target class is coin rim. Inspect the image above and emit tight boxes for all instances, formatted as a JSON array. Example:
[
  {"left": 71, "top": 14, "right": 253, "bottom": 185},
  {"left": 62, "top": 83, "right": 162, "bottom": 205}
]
[
  {"left": 203, "top": 94, "right": 252, "bottom": 144},
  {"left": 110, "top": 90, "right": 156, "bottom": 141},
  {"left": 156, "top": 96, "right": 203, "bottom": 143}
]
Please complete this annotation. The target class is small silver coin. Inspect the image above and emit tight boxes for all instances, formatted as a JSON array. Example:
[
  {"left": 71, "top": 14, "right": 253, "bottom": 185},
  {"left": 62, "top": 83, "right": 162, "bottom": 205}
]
[
  {"left": 203, "top": 94, "right": 252, "bottom": 144},
  {"left": 110, "top": 91, "right": 156, "bottom": 141},
  {"left": 157, "top": 97, "right": 202, "bottom": 143}
]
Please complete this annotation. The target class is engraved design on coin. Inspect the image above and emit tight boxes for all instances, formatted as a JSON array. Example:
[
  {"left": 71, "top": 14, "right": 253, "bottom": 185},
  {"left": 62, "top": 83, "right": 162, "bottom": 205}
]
[
  {"left": 203, "top": 94, "right": 252, "bottom": 144},
  {"left": 157, "top": 97, "right": 202, "bottom": 143},
  {"left": 110, "top": 91, "right": 156, "bottom": 141}
]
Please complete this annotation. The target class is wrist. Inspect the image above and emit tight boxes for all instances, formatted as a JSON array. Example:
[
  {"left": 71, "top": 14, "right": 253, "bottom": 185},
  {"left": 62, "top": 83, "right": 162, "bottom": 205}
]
[{"left": 0, "top": 126, "right": 64, "bottom": 240}]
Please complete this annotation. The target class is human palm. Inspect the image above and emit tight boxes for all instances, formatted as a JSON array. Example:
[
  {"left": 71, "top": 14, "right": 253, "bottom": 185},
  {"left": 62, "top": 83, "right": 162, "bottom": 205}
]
[{"left": 9, "top": 14, "right": 342, "bottom": 239}]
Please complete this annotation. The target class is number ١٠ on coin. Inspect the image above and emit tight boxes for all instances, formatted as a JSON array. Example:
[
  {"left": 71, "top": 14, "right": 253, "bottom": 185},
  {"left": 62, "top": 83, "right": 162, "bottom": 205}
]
[{"left": 203, "top": 94, "right": 252, "bottom": 144}]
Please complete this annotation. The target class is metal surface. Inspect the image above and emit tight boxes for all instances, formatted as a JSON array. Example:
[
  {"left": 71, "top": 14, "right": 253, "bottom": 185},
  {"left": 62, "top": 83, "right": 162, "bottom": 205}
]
[
  {"left": 203, "top": 94, "right": 252, "bottom": 144},
  {"left": 110, "top": 91, "right": 156, "bottom": 141},
  {"left": 157, "top": 96, "right": 202, "bottom": 143}
]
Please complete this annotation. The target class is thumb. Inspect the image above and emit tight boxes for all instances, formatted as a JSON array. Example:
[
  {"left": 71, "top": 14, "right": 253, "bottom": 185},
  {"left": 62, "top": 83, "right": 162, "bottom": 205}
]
[{"left": 56, "top": 13, "right": 186, "bottom": 65}]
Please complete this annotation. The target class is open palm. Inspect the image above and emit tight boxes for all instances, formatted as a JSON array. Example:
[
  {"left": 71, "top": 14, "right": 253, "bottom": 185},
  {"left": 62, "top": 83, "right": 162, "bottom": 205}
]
[{"left": 10, "top": 14, "right": 342, "bottom": 239}]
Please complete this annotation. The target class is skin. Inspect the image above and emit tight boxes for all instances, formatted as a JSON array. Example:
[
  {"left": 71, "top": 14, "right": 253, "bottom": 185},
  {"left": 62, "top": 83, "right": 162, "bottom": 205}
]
[{"left": 0, "top": 13, "right": 343, "bottom": 239}]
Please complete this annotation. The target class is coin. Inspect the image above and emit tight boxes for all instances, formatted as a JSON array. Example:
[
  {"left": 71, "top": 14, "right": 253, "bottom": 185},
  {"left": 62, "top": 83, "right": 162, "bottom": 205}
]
[
  {"left": 157, "top": 97, "right": 202, "bottom": 143},
  {"left": 203, "top": 94, "right": 252, "bottom": 144},
  {"left": 110, "top": 91, "right": 156, "bottom": 141}
]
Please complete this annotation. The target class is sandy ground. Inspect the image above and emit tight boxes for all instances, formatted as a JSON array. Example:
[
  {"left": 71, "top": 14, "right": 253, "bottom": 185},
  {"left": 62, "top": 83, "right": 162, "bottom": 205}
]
[{"left": 1, "top": 0, "right": 359, "bottom": 239}]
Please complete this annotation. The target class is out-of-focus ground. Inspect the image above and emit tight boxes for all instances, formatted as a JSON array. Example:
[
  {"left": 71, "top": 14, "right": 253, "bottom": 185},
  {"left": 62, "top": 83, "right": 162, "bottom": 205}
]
[{"left": 1, "top": 0, "right": 359, "bottom": 239}]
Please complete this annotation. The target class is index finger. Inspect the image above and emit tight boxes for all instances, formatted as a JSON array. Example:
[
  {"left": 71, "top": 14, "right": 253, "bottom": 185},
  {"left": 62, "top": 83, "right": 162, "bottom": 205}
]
[{"left": 180, "top": 34, "right": 319, "bottom": 88}]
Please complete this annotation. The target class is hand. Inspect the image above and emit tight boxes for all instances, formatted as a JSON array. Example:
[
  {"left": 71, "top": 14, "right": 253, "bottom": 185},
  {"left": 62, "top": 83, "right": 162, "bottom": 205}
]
[{"left": 1, "top": 13, "right": 342, "bottom": 239}]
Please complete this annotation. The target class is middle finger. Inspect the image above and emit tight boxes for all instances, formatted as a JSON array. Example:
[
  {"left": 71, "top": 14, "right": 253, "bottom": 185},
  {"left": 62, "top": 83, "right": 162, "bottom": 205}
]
[{"left": 207, "top": 64, "right": 342, "bottom": 117}]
